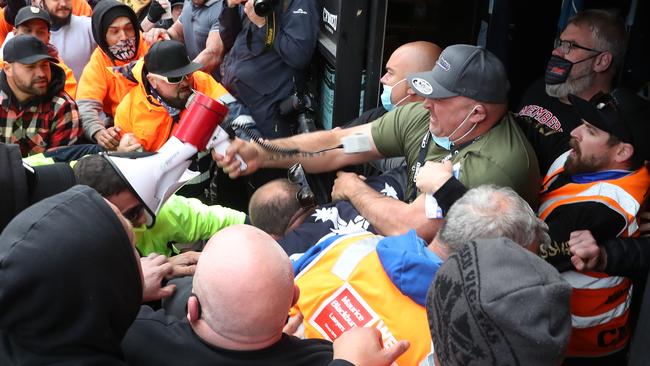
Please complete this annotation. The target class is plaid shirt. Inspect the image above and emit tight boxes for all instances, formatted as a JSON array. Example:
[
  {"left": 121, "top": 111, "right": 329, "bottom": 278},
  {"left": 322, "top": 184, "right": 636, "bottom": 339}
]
[{"left": 0, "top": 69, "right": 81, "bottom": 157}]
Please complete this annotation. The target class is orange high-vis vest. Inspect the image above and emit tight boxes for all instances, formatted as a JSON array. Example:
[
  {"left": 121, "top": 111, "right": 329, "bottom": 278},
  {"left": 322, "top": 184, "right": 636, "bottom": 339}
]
[
  {"left": 114, "top": 59, "right": 230, "bottom": 152},
  {"left": 539, "top": 151, "right": 650, "bottom": 357},
  {"left": 76, "top": 37, "right": 149, "bottom": 117},
  {"left": 293, "top": 232, "right": 434, "bottom": 366}
]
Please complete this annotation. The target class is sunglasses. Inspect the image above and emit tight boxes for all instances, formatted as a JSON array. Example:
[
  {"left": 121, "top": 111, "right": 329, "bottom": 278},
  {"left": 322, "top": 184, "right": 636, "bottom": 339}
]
[
  {"left": 122, "top": 203, "right": 145, "bottom": 224},
  {"left": 288, "top": 163, "right": 316, "bottom": 209},
  {"left": 149, "top": 72, "right": 189, "bottom": 84},
  {"left": 554, "top": 38, "right": 604, "bottom": 55}
]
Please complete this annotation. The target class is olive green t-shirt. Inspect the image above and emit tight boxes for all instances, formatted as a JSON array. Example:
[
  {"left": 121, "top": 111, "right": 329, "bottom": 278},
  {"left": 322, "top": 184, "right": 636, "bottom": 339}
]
[{"left": 371, "top": 102, "right": 540, "bottom": 208}]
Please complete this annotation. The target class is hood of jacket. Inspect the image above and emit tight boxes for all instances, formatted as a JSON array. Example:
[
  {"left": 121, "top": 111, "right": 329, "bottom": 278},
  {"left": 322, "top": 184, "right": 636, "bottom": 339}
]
[
  {"left": 0, "top": 143, "right": 75, "bottom": 232},
  {"left": 376, "top": 230, "right": 444, "bottom": 306},
  {"left": 0, "top": 185, "right": 142, "bottom": 365},
  {"left": 112, "top": 57, "right": 145, "bottom": 84},
  {"left": 91, "top": 0, "right": 140, "bottom": 63},
  {"left": 293, "top": 230, "right": 442, "bottom": 306}
]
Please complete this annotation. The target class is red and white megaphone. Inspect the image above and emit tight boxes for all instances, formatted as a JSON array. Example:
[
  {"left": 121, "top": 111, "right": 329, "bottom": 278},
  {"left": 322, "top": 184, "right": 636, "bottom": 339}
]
[{"left": 104, "top": 91, "right": 246, "bottom": 227}]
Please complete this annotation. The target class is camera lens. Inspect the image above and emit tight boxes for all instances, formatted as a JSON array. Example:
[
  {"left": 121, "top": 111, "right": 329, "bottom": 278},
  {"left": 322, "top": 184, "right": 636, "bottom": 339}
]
[{"left": 253, "top": 0, "right": 273, "bottom": 17}]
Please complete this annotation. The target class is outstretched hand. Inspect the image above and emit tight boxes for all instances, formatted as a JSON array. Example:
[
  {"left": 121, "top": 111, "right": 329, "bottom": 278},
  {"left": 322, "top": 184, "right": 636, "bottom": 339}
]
[
  {"left": 333, "top": 327, "right": 410, "bottom": 366},
  {"left": 415, "top": 160, "right": 453, "bottom": 194},
  {"left": 141, "top": 253, "right": 176, "bottom": 302},
  {"left": 212, "top": 137, "right": 260, "bottom": 178}
]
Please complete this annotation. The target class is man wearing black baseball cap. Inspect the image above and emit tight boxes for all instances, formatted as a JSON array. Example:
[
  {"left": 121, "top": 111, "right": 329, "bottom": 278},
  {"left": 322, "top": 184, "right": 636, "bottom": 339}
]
[
  {"left": 534, "top": 90, "right": 650, "bottom": 363},
  {"left": 3, "top": 6, "right": 77, "bottom": 98},
  {"left": 113, "top": 40, "right": 232, "bottom": 199},
  {"left": 215, "top": 44, "right": 540, "bottom": 243},
  {"left": 0, "top": 34, "right": 80, "bottom": 157}
]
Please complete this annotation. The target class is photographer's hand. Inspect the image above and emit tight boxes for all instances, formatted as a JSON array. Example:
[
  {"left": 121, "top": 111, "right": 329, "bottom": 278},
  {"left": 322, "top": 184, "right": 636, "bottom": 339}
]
[
  {"left": 227, "top": 0, "right": 247, "bottom": 7},
  {"left": 243, "top": 0, "right": 267, "bottom": 28}
]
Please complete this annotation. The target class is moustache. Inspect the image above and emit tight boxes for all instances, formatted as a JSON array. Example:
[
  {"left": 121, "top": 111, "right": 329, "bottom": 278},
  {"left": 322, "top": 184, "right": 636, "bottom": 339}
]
[{"left": 569, "top": 138, "right": 580, "bottom": 154}]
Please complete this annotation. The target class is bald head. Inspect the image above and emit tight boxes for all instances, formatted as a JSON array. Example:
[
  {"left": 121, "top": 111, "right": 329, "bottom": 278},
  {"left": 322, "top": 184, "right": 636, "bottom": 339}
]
[
  {"left": 394, "top": 41, "right": 442, "bottom": 74},
  {"left": 381, "top": 41, "right": 442, "bottom": 106},
  {"left": 249, "top": 179, "right": 301, "bottom": 237},
  {"left": 191, "top": 225, "right": 295, "bottom": 350}
]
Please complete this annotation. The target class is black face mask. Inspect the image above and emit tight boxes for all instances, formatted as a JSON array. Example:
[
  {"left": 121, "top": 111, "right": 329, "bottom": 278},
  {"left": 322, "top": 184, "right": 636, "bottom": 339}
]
[{"left": 544, "top": 54, "right": 600, "bottom": 85}]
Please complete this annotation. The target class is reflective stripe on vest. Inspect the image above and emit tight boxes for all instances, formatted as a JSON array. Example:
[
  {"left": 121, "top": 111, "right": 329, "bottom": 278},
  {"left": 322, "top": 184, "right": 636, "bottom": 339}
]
[
  {"left": 540, "top": 153, "right": 650, "bottom": 356},
  {"left": 294, "top": 232, "right": 434, "bottom": 365},
  {"left": 570, "top": 286, "right": 633, "bottom": 329}
]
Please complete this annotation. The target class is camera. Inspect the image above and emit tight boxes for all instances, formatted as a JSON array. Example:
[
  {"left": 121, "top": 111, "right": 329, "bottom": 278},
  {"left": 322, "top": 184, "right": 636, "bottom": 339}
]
[
  {"left": 279, "top": 89, "right": 317, "bottom": 135},
  {"left": 253, "top": 0, "right": 277, "bottom": 17}
]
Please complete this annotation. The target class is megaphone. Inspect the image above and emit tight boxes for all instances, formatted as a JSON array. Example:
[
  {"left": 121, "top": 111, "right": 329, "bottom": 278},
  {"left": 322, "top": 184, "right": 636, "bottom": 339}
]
[{"left": 103, "top": 91, "right": 246, "bottom": 227}]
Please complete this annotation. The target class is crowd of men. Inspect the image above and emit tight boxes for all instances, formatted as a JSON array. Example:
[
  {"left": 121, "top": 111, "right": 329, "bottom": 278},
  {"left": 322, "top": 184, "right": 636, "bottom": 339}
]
[{"left": 0, "top": 2, "right": 649, "bottom": 366}]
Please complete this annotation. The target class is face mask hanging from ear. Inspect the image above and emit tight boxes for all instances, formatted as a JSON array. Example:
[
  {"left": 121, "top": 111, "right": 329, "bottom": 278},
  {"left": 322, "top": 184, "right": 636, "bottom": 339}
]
[
  {"left": 380, "top": 79, "right": 408, "bottom": 111},
  {"left": 544, "top": 54, "right": 600, "bottom": 85},
  {"left": 431, "top": 105, "right": 479, "bottom": 150}
]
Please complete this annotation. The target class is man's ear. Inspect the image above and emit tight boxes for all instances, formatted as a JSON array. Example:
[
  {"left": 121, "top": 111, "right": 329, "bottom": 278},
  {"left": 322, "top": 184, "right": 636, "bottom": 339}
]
[
  {"left": 614, "top": 142, "right": 634, "bottom": 164},
  {"left": 187, "top": 294, "right": 201, "bottom": 323},
  {"left": 470, "top": 104, "right": 487, "bottom": 124},
  {"left": 146, "top": 74, "right": 158, "bottom": 89},
  {"left": 291, "top": 283, "right": 300, "bottom": 307},
  {"left": 3, "top": 62, "right": 12, "bottom": 76},
  {"left": 594, "top": 51, "right": 613, "bottom": 73}
]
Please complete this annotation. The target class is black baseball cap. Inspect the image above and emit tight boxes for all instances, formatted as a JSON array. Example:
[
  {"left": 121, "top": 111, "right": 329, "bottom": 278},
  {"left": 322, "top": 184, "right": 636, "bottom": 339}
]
[
  {"left": 408, "top": 44, "right": 510, "bottom": 103},
  {"left": 15, "top": 6, "right": 51, "bottom": 29},
  {"left": 569, "top": 91, "right": 650, "bottom": 160},
  {"left": 144, "top": 40, "right": 202, "bottom": 78},
  {"left": 4, "top": 34, "right": 58, "bottom": 64}
]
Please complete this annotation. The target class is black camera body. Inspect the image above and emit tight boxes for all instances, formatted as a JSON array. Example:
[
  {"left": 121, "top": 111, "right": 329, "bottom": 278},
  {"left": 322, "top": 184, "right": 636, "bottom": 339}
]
[
  {"left": 253, "top": 0, "right": 277, "bottom": 17},
  {"left": 279, "top": 91, "right": 317, "bottom": 135}
]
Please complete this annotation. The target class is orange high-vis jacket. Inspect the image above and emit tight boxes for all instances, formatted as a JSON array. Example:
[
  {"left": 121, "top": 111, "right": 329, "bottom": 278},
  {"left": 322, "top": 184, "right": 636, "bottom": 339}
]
[
  {"left": 76, "top": 37, "right": 149, "bottom": 117},
  {"left": 0, "top": 9, "right": 11, "bottom": 48},
  {"left": 114, "top": 59, "right": 230, "bottom": 152},
  {"left": 72, "top": 0, "right": 93, "bottom": 17},
  {"left": 540, "top": 151, "right": 650, "bottom": 357},
  {"left": 56, "top": 58, "right": 78, "bottom": 99},
  {"left": 0, "top": 0, "right": 92, "bottom": 46},
  {"left": 292, "top": 232, "right": 434, "bottom": 366}
]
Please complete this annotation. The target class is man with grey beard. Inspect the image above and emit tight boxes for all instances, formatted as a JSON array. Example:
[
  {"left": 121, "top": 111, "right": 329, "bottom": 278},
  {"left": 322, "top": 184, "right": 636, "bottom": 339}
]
[{"left": 517, "top": 9, "right": 626, "bottom": 136}]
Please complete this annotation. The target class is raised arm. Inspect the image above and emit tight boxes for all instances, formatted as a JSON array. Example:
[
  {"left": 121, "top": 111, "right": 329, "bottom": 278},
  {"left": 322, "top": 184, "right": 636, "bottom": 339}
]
[{"left": 214, "top": 123, "right": 383, "bottom": 177}]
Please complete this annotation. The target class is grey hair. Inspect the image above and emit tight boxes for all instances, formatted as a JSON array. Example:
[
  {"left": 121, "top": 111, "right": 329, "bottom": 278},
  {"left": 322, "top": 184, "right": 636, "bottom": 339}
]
[
  {"left": 438, "top": 185, "right": 549, "bottom": 252},
  {"left": 568, "top": 9, "right": 627, "bottom": 74}
]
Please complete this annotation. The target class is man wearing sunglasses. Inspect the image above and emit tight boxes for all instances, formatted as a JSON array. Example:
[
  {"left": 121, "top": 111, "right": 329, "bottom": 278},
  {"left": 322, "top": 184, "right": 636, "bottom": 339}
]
[
  {"left": 114, "top": 40, "right": 233, "bottom": 200},
  {"left": 518, "top": 9, "right": 627, "bottom": 143},
  {"left": 114, "top": 40, "right": 230, "bottom": 153}
]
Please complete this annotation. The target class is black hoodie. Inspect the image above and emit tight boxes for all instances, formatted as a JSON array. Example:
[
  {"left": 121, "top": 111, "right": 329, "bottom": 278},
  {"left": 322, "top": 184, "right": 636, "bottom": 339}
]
[
  {"left": 0, "top": 143, "right": 76, "bottom": 232},
  {"left": 91, "top": 0, "right": 140, "bottom": 63},
  {"left": 0, "top": 185, "right": 142, "bottom": 365}
]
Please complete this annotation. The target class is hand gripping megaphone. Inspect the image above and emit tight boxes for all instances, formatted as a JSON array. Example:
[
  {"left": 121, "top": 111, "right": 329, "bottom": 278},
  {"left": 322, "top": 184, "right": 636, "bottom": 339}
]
[{"left": 103, "top": 91, "right": 246, "bottom": 227}]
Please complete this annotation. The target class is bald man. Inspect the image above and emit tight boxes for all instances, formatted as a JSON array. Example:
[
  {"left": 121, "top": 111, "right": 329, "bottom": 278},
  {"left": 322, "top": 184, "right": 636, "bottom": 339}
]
[
  {"left": 122, "top": 225, "right": 402, "bottom": 365},
  {"left": 347, "top": 41, "right": 441, "bottom": 128}
]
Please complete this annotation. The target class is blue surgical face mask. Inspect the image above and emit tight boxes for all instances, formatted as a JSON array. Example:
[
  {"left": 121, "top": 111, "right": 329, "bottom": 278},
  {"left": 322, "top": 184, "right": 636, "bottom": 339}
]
[
  {"left": 431, "top": 105, "right": 479, "bottom": 150},
  {"left": 380, "top": 79, "right": 407, "bottom": 111}
]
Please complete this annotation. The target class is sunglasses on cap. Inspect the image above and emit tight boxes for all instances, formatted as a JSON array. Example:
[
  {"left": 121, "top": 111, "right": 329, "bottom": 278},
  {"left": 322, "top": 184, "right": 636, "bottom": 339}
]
[
  {"left": 149, "top": 72, "right": 189, "bottom": 84},
  {"left": 288, "top": 163, "right": 316, "bottom": 209}
]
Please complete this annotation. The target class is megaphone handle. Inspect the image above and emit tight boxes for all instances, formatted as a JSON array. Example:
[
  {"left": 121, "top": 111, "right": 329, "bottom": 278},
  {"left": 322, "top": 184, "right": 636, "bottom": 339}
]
[{"left": 207, "top": 126, "right": 248, "bottom": 171}]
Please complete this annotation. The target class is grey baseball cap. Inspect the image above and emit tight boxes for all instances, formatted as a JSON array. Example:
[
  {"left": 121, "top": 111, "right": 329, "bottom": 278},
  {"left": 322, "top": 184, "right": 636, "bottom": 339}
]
[{"left": 408, "top": 44, "right": 510, "bottom": 103}]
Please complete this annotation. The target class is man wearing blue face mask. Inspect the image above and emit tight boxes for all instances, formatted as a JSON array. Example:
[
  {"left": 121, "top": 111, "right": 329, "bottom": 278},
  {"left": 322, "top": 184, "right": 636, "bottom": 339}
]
[
  {"left": 215, "top": 44, "right": 541, "bottom": 243},
  {"left": 518, "top": 9, "right": 626, "bottom": 142},
  {"left": 346, "top": 41, "right": 441, "bottom": 128}
]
